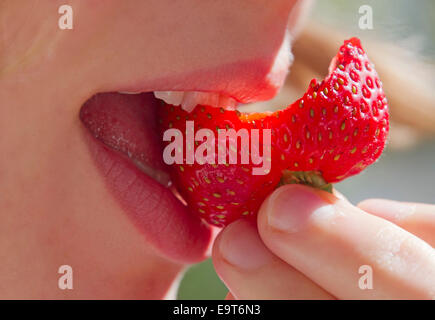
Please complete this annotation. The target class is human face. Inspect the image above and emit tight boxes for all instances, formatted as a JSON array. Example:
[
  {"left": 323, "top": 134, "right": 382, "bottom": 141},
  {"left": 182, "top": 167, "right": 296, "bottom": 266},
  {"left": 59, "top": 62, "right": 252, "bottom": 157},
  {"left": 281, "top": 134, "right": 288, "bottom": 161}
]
[{"left": 0, "top": 0, "right": 309, "bottom": 298}]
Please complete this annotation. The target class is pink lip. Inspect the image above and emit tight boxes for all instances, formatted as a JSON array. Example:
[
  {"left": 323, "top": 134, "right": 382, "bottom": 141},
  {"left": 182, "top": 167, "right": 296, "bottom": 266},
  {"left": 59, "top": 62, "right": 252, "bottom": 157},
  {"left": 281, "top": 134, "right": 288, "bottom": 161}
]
[
  {"left": 103, "top": 31, "right": 292, "bottom": 104},
  {"left": 113, "top": 58, "right": 288, "bottom": 104},
  {"left": 80, "top": 92, "right": 212, "bottom": 263}
]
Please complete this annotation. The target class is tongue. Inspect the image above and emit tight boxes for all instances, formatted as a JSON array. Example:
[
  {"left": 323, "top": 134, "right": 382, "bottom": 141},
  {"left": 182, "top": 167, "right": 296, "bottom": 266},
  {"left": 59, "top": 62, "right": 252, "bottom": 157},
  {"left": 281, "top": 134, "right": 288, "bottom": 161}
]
[{"left": 80, "top": 92, "right": 169, "bottom": 186}]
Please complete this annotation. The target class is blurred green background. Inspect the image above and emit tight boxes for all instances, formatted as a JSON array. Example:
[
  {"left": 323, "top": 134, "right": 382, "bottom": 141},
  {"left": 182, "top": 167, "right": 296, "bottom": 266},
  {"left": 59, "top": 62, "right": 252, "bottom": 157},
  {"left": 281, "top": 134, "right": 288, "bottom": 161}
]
[{"left": 177, "top": 0, "right": 435, "bottom": 300}]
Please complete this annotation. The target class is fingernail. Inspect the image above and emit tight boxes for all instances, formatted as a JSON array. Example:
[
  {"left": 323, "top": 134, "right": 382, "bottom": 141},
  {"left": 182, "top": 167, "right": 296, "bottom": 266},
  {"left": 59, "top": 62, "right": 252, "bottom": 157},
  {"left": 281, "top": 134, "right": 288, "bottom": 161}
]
[
  {"left": 266, "top": 185, "right": 335, "bottom": 233},
  {"left": 219, "top": 220, "right": 273, "bottom": 269},
  {"left": 361, "top": 199, "right": 416, "bottom": 221}
]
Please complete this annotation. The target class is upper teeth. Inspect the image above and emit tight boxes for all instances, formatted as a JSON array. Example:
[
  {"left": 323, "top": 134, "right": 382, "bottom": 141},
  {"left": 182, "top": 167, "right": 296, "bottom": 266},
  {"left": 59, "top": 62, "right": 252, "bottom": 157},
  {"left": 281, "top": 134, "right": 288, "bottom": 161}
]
[{"left": 153, "top": 91, "right": 237, "bottom": 112}]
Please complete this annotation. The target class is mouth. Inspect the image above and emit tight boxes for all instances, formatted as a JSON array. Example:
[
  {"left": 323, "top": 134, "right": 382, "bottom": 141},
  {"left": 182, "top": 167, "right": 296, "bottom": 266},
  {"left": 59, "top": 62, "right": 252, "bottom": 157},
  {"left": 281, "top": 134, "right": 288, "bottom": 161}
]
[
  {"left": 78, "top": 30, "right": 292, "bottom": 264},
  {"left": 79, "top": 92, "right": 213, "bottom": 264},
  {"left": 79, "top": 89, "right": 282, "bottom": 264},
  {"left": 153, "top": 91, "right": 238, "bottom": 113},
  {"left": 78, "top": 90, "right": 271, "bottom": 264}
]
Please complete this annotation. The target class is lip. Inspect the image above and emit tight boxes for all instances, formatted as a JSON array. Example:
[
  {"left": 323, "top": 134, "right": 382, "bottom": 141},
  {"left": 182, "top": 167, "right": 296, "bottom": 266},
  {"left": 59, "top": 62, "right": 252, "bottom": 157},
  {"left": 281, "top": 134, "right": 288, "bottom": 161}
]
[
  {"left": 111, "top": 56, "right": 289, "bottom": 105},
  {"left": 99, "top": 30, "right": 292, "bottom": 106},
  {"left": 80, "top": 92, "right": 212, "bottom": 263}
]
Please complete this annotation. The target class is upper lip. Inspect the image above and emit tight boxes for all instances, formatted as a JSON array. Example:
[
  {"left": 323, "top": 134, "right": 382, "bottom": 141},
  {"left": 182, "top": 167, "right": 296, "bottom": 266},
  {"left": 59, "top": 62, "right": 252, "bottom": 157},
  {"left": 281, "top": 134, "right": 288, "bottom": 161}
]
[{"left": 102, "top": 31, "right": 292, "bottom": 107}]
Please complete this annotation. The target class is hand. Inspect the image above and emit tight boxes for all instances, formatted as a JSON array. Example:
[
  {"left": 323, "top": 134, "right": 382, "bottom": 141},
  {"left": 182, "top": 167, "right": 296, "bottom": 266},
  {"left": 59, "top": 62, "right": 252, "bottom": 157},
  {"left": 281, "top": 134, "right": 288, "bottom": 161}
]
[{"left": 212, "top": 184, "right": 435, "bottom": 299}]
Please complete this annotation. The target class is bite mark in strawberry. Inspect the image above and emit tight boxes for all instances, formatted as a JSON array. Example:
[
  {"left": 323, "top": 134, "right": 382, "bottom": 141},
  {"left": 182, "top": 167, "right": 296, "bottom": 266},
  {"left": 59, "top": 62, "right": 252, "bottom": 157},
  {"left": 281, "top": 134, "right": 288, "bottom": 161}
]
[{"left": 158, "top": 38, "right": 389, "bottom": 227}]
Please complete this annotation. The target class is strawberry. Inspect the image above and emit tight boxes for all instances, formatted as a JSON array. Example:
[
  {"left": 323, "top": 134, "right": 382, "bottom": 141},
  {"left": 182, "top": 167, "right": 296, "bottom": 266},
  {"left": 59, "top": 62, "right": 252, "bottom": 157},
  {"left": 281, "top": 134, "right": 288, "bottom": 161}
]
[{"left": 158, "top": 38, "right": 389, "bottom": 227}]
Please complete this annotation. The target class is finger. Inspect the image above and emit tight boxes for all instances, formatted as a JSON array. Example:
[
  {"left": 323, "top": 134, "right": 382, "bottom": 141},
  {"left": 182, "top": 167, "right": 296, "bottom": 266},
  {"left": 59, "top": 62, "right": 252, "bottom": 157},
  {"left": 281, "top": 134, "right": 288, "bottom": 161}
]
[
  {"left": 212, "top": 219, "right": 334, "bottom": 300},
  {"left": 358, "top": 199, "right": 435, "bottom": 247},
  {"left": 258, "top": 185, "right": 435, "bottom": 300}
]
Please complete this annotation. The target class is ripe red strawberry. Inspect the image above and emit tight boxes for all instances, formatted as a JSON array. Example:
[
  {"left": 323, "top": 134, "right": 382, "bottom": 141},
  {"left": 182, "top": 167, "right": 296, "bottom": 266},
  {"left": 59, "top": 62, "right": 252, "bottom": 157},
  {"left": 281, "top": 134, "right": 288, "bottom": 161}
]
[{"left": 158, "top": 38, "right": 389, "bottom": 227}]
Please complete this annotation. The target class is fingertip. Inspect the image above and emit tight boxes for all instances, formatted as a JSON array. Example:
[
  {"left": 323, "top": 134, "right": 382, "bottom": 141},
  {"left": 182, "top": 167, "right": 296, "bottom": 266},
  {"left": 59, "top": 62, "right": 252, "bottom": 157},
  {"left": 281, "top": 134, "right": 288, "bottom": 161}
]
[
  {"left": 332, "top": 188, "right": 348, "bottom": 202},
  {"left": 358, "top": 198, "right": 416, "bottom": 221},
  {"left": 357, "top": 198, "right": 381, "bottom": 209},
  {"left": 257, "top": 184, "right": 338, "bottom": 236}
]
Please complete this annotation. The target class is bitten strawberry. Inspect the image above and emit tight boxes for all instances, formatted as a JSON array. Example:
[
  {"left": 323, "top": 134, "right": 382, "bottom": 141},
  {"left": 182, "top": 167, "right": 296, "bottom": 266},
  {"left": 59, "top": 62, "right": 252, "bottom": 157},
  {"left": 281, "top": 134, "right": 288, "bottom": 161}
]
[{"left": 159, "top": 38, "right": 389, "bottom": 227}]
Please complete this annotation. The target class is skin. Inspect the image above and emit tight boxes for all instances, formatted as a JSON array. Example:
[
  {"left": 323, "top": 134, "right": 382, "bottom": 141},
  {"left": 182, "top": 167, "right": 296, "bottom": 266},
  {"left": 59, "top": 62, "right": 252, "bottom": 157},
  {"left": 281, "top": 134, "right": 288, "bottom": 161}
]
[
  {"left": 1, "top": 0, "right": 434, "bottom": 299},
  {"left": 213, "top": 185, "right": 435, "bottom": 299}
]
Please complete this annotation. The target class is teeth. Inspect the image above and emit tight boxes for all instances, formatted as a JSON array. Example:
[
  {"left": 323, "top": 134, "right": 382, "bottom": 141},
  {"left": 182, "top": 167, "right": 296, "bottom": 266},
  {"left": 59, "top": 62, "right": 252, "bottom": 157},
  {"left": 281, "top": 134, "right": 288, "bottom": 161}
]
[
  {"left": 153, "top": 91, "right": 237, "bottom": 112},
  {"left": 217, "top": 95, "right": 237, "bottom": 110},
  {"left": 153, "top": 91, "right": 185, "bottom": 106}
]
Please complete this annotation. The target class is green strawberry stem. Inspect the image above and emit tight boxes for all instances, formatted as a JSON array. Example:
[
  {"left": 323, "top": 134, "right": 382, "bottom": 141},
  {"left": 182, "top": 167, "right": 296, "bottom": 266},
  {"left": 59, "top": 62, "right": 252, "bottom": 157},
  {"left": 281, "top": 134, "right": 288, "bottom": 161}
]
[{"left": 279, "top": 170, "right": 333, "bottom": 193}]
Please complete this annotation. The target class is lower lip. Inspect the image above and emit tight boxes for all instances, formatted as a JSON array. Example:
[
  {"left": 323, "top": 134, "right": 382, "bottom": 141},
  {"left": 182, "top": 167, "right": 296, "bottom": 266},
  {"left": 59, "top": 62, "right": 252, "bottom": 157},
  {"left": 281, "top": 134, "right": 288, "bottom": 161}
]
[{"left": 79, "top": 97, "right": 212, "bottom": 264}]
